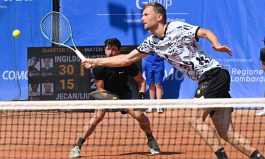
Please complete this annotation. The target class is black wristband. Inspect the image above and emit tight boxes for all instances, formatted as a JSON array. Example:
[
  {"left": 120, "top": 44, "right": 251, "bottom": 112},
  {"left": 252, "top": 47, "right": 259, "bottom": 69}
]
[{"left": 138, "top": 92, "right": 145, "bottom": 99}]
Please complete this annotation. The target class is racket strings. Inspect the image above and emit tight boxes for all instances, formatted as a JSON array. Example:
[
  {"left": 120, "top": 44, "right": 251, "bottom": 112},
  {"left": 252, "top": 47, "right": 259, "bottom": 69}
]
[
  {"left": 41, "top": 12, "right": 71, "bottom": 44},
  {"left": 90, "top": 91, "right": 120, "bottom": 100}
]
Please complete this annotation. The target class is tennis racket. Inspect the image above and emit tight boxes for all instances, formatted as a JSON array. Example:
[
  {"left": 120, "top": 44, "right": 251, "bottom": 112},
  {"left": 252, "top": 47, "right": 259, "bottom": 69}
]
[
  {"left": 40, "top": 11, "right": 88, "bottom": 63},
  {"left": 90, "top": 90, "right": 120, "bottom": 100}
]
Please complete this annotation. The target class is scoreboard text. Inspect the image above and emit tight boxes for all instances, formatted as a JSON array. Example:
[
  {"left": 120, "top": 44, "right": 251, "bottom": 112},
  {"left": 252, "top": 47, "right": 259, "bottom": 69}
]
[{"left": 27, "top": 46, "right": 139, "bottom": 100}]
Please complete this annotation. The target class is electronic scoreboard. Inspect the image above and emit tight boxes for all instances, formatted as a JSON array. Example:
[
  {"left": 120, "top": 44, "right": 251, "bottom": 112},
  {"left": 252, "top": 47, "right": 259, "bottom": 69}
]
[{"left": 27, "top": 46, "right": 140, "bottom": 100}]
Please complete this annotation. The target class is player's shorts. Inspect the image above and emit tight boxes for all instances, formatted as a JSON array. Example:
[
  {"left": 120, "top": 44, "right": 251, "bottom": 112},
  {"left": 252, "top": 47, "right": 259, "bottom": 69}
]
[
  {"left": 194, "top": 67, "right": 230, "bottom": 98},
  {"left": 118, "top": 91, "right": 133, "bottom": 114},
  {"left": 194, "top": 67, "right": 232, "bottom": 116},
  {"left": 146, "top": 70, "right": 164, "bottom": 85}
]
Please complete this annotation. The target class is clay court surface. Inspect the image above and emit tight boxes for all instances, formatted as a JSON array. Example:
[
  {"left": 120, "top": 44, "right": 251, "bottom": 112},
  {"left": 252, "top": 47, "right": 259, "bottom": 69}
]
[{"left": 1, "top": 109, "right": 264, "bottom": 159}]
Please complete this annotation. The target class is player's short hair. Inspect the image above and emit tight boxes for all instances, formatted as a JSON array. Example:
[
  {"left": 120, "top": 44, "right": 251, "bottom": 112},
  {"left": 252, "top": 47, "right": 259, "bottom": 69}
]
[
  {"left": 43, "top": 58, "right": 50, "bottom": 61},
  {"left": 31, "top": 82, "right": 39, "bottom": 87},
  {"left": 104, "top": 38, "right": 121, "bottom": 50},
  {"left": 30, "top": 56, "right": 39, "bottom": 62},
  {"left": 143, "top": 3, "right": 167, "bottom": 24},
  {"left": 44, "top": 80, "right": 51, "bottom": 84}
]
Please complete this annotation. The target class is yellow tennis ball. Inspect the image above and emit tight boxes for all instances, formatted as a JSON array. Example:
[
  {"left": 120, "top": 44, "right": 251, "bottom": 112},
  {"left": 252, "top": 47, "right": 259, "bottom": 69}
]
[{"left": 13, "top": 30, "right": 21, "bottom": 38}]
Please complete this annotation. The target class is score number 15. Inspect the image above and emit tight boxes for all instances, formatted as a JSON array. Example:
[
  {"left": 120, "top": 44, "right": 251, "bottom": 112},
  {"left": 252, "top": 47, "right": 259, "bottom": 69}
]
[
  {"left": 58, "top": 64, "right": 86, "bottom": 90},
  {"left": 58, "top": 64, "right": 75, "bottom": 90}
]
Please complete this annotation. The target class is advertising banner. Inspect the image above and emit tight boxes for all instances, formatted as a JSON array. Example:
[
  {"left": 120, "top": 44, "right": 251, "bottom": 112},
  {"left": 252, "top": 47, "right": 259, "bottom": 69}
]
[
  {"left": 0, "top": 0, "right": 51, "bottom": 100},
  {"left": 1, "top": 0, "right": 265, "bottom": 100},
  {"left": 60, "top": 0, "right": 265, "bottom": 99}
]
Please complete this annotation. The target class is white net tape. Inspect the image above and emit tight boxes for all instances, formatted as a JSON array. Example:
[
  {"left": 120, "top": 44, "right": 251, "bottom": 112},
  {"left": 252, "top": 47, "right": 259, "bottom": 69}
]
[{"left": 1, "top": 98, "right": 265, "bottom": 110}]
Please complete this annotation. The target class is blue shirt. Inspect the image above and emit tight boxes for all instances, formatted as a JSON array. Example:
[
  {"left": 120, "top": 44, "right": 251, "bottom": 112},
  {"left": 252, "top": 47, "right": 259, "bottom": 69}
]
[{"left": 41, "top": 67, "right": 53, "bottom": 71}]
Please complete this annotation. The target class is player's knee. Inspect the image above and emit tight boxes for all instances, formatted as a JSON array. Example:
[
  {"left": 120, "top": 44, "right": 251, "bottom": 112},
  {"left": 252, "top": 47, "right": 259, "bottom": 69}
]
[
  {"left": 219, "top": 135, "right": 229, "bottom": 142},
  {"left": 130, "top": 110, "right": 143, "bottom": 119},
  {"left": 217, "top": 131, "right": 229, "bottom": 141}
]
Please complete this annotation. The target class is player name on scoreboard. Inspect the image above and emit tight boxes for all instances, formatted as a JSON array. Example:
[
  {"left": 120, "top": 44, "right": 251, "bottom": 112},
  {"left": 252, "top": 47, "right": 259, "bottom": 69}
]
[{"left": 27, "top": 46, "right": 139, "bottom": 100}]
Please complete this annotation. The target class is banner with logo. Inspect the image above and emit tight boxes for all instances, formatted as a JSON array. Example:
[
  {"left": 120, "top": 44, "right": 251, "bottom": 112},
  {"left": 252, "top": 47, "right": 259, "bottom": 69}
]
[
  {"left": 1, "top": 0, "right": 265, "bottom": 101},
  {"left": 0, "top": 0, "right": 51, "bottom": 100},
  {"left": 60, "top": 0, "right": 265, "bottom": 99}
]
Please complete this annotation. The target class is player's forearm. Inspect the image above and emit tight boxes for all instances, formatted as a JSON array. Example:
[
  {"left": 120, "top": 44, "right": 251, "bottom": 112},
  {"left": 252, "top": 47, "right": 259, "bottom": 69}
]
[
  {"left": 204, "top": 30, "right": 221, "bottom": 47},
  {"left": 198, "top": 28, "right": 221, "bottom": 47},
  {"left": 138, "top": 79, "right": 146, "bottom": 93},
  {"left": 96, "top": 55, "right": 131, "bottom": 67},
  {"left": 83, "top": 54, "right": 131, "bottom": 68},
  {"left": 200, "top": 29, "right": 233, "bottom": 54},
  {"left": 82, "top": 49, "right": 147, "bottom": 69}
]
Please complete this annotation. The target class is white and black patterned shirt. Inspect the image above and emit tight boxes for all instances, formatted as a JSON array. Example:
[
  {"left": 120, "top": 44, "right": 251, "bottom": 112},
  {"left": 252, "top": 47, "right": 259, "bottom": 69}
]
[{"left": 137, "top": 21, "right": 224, "bottom": 82}]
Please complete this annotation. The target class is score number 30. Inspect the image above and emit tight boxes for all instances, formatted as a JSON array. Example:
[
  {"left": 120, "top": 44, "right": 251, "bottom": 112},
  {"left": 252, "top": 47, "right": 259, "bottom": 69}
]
[{"left": 58, "top": 64, "right": 76, "bottom": 90}]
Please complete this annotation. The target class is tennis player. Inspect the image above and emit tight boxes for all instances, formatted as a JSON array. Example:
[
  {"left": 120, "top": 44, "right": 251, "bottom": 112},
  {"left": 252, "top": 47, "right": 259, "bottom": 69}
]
[
  {"left": 256, "top": 37, "right": 265, "bottom": 116},
  {"left": 70, "top": 38, "right": 160, "bottom": 158},
  {"left": 82, "top": 3, "right": 264, "bottom": 159}
]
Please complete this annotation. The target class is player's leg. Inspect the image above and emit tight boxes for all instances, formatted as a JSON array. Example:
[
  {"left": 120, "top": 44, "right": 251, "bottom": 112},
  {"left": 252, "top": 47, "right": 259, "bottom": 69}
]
[
  {"left": 212, "top": 104, "right": 265, "bottom": 158},
  {"left": 190, "top": 68, "right": 231, "bottom": 158},
  {"left": 127, "top": 109, "right": 152, "bottom": 135},
  {"left": 82, "top": 109, "right": 106, "bottom": 139},
  {"left": 69, "top": 109, "right": 106, "bottom": 158},
  {"left": 189, "top": 104, "right": 225, "bottom": 154},
  {"left": 127, "top": 109, "right": 161, "bottom": 154}
]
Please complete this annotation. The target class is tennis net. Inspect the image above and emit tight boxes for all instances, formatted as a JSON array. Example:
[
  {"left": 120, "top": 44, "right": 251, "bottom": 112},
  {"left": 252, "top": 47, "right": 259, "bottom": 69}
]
[{"left": 0, "top": 98, "right": 265, "bottom": 159}]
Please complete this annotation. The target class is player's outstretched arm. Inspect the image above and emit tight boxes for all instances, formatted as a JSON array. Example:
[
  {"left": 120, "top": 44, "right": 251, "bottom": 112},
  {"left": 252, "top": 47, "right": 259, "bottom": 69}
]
[
  {"left": 82, "top": 49, "right": 147, "bottom": 69},
  {"left": 197, "top": 28, "right": 233, "bottom": 56}
]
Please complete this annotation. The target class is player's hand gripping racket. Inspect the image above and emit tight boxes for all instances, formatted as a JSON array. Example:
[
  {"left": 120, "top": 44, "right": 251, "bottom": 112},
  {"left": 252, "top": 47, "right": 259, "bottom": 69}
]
[
  {"left": 90, "top": 91, "right": 120, "bottom": 100},
  {"left": 41, "top": 12, "right": 90, "bottom": 66}
]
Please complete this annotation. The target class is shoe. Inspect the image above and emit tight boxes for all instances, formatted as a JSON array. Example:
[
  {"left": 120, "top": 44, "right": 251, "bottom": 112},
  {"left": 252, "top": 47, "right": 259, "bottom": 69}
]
[
  {"left": 69, "top": 146, "right": 81, "bottom": 158},
  {"left": 145, "top": 108, "right": 154, "bottom": 113},
  {"left": 156, "top": 108, "right": 164, "bottom": 114},
  {"left": 256, "top": 109, "right": 265, "bottom": 116},
  {"left": 147, "top": 140, "right": 161, "bottom": 155}
]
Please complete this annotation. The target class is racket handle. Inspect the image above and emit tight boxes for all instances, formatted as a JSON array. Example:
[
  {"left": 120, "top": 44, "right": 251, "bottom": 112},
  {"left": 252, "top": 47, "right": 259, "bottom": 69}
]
[{"left": 75, "top": 50, "right": 86, "bottom": 61}]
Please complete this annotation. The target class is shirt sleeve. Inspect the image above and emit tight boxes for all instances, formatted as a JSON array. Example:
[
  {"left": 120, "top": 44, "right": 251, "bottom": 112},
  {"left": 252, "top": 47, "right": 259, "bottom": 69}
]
[
  {"left": 128, "top": 63, "right": 140, "bottom": 77},
  {"left": 260, "top": 47, "right": 265, "bottom": 61},
  {"left": 92, "top": 66, "right": 104, "bottom": 80},
  {"left": 136, "top": 36, "right": 155, "bottom": 54}
]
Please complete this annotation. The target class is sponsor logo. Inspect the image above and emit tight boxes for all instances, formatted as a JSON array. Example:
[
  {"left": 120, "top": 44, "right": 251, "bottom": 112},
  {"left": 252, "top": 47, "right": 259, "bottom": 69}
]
[
  {"left": 42, "top": 72, "right": 47, "bottom": 77},
  {"left": 136, "top": 0, "right": 172, "bottom": 9},
  {"left": 230, "top": 67, "right": 265, "bottom": 82},
  {"left": 29, "top": 72, "right": 33, "bottom": 77},
  {"left": 2, "top": 71, "right": 28, "bottom": 80}
]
